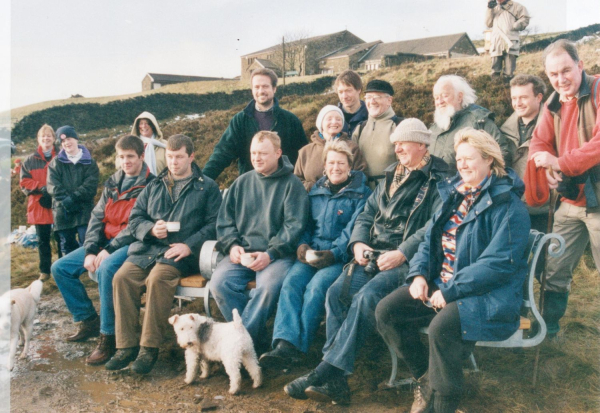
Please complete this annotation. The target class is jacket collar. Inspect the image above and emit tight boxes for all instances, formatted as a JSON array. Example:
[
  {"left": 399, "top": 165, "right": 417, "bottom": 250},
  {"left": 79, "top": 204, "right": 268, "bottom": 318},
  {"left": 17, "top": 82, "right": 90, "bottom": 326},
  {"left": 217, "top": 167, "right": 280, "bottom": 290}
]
[
  {"left": 36, "top": 145, "right": 56, "bottom": 161},
  {"left": 106, "top": 162, "right": 154, "bottom": 193},
  {"left": 311, "top": 170, "right": 368, "bottom": 197},
  {"left": 547, "top": 71, "right": 593, "bottom": 114},
  {"left": 57, "top": 144, "right": 92, "bottom": 164},
  {"left": 158, "top": 161, "right": 205, "bottom": 182},
  {"left": 243, "top": 97, "right": 280, "bottom": 117}
]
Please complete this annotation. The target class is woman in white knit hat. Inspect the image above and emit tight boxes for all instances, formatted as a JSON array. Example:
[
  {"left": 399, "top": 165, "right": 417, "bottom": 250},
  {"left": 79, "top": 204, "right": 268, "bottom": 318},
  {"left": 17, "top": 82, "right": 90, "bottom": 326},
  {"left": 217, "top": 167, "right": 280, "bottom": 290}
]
[{"left": 294, "top": 105, "right": 366, "bottom": 191}]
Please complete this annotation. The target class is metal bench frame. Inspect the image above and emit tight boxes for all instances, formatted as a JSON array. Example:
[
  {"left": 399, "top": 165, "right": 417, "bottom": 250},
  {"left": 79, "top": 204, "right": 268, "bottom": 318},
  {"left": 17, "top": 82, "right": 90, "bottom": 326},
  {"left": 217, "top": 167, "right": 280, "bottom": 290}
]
[{"left": 383, "top": 230, "right": 566, "bottom": 388}]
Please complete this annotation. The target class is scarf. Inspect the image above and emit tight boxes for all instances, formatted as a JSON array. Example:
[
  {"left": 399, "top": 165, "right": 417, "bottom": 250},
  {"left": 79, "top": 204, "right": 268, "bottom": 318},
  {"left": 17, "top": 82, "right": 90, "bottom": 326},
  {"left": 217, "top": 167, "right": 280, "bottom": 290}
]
[
  {"left": 389, "top": 152, "right": 430, "bottom": 197},
  {"left": 140, "top": 135, "right": 167, "bottom": 175}
]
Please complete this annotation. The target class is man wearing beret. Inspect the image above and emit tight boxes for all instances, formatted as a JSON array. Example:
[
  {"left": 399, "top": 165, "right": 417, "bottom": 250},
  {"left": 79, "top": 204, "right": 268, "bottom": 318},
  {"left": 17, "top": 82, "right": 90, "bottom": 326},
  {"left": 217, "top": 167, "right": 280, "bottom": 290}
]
[
  {"left": 47, "top": 125, "right": 100, "bottom": 256},
  {"left": 285, "top": 119, "right": 448, "bottom": 405},
  {"left": 351, "top": 79, "right": 403, "bottom": 188}
]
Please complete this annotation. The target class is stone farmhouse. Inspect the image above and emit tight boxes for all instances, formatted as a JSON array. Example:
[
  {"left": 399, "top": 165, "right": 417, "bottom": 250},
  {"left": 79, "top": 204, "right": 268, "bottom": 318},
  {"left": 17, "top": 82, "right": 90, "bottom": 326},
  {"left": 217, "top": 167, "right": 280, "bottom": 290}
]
[
  {"left": 142, "top": 73, "right": 228, "bottom": 91},
  {"left": 240, "top": 30, "right": 365, "bottom": 81}
]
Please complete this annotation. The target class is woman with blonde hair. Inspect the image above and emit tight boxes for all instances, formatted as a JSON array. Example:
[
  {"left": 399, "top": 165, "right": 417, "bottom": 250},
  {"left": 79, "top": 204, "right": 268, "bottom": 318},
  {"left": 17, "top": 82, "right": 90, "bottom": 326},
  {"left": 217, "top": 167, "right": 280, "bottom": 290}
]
[{"left": 376, "top": 128, "right": 530, "bottom": 413}]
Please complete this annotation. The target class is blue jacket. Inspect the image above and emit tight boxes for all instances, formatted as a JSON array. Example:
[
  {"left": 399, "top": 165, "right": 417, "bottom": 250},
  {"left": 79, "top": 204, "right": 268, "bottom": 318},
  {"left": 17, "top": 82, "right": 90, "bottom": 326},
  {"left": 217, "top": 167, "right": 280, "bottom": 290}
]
[
  {"left": 407, "top": 169, "right": 530, "bottom": 341},
  {"left": 301, "top": 171, "right": 371, "bottom": 263},
  {"left": 339, "top": 101, "right": 368, "bottom": 136}
]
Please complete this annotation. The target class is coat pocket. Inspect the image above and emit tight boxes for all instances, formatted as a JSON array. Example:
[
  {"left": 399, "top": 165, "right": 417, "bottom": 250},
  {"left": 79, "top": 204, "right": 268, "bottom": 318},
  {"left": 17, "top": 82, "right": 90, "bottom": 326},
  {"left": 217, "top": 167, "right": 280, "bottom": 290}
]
[{"left": 484, "top": 292, "right": 520, "bottom": 323}]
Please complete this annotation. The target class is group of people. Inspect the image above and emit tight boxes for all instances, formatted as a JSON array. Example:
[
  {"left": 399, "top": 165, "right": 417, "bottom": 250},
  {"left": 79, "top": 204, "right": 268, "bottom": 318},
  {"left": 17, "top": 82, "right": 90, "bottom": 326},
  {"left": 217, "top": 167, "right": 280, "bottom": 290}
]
[{"left": 18, "top": 38, "right": 599, "bottom": 412}]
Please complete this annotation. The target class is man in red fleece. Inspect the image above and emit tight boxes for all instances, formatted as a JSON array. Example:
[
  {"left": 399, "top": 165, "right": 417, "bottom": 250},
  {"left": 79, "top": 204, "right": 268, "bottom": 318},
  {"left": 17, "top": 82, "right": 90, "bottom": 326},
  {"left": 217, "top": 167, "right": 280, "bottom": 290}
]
[{"left": 529, "top": 39, "right": 600, "bottom": 339}]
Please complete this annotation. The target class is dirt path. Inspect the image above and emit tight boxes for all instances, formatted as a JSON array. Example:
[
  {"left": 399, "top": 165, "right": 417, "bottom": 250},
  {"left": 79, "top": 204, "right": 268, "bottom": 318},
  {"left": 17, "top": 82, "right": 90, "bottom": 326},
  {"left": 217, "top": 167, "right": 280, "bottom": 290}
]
[{"left": 8, "top": 292, "right": 408, "bottom": 413}]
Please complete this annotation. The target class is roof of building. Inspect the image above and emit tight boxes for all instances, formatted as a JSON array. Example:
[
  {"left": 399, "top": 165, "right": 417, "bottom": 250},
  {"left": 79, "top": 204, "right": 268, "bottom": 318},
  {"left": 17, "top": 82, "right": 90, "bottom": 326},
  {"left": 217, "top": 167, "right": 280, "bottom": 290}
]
[
  {"left": 146, "top": 73, "right": 225, "bottom": 82},
  {"left": 254, "top": 58, "right": 280, "bottom": 70},
  {"left": 320, "top": 40, "right": 383, "bottom": 60},
  {"left": 359, "top": 33, "right": 476, "bottom": 62},
  {"left": 242, "top": 30, "right": 364, "bottom": 58}
]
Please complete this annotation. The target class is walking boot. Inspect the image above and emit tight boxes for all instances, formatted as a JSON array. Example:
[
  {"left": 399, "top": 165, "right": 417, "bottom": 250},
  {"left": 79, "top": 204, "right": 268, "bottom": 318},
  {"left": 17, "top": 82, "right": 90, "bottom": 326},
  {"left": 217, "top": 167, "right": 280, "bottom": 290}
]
[
  {"left": 66, "top": 314, "right": 100, "bottom": 342},
  {"left": 411, "top": 372, "right": 433, "bottom": 413},
  {"left": 284, "top": 369, "right": 322, "bottom": 400},
  {"left": 38, "top": 272, "right": 50, "bottom": 281},
  {"left": 105, "top": 347, "right": 140, "bottom": 371},
  {"left": 543, "top": 290, "right": 569, "bottom": 339},
  {"left": 305, "top": 375, "right": 351, "bottom": 405},
  {"left": 131, "top": 346, "right": 159, "bottom": 375},
  {"left": 259, "top": 340, "right": 303, "bottom": 369},
  {"left": 86, "top": 334, "right": 116, "bottom": 365}
]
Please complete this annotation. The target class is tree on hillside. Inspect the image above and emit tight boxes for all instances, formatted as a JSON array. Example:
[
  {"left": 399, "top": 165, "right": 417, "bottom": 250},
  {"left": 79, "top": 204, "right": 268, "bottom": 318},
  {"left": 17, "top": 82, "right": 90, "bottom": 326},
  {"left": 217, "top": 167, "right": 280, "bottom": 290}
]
[{"left": 273, "top": 29, "right": 311, "bottom": 84}]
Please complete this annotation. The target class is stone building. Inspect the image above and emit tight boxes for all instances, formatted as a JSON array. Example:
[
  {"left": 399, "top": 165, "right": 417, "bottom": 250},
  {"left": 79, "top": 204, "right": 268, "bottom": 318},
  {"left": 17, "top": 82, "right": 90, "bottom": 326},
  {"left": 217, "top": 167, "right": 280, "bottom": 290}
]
[
  {"left": 359, "top": 32, "right": 478, "bottom": 71},
  {"left": 142, "top": 73, "right": 227, "bottom": 92},
  {"left": 240, "top": 30, "right": 365, "bottom": 81},
  {"left": 318, "top": 41, "right": 382, "bottom": 75}
]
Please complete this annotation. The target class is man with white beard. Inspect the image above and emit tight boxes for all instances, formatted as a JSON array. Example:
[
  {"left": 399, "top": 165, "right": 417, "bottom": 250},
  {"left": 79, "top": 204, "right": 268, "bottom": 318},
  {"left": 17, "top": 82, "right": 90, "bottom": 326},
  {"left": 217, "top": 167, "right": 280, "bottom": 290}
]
[{"left": 429, "top": 75, "right": 512, "bottom": 173}]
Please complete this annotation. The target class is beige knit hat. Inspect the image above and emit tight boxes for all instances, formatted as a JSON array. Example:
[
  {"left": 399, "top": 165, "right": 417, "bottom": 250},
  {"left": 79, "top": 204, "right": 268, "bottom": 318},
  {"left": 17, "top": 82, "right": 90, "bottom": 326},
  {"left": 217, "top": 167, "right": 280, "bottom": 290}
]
[{"left": 389, "top": 118, "right": 431, "bottom": 146}]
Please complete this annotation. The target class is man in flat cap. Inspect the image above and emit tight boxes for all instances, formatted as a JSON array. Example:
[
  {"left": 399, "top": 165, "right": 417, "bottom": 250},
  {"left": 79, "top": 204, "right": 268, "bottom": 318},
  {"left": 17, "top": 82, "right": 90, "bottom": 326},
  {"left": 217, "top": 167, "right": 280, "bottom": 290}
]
[{"left": 351, "top": 79, "right": 403, "bottom": 188}]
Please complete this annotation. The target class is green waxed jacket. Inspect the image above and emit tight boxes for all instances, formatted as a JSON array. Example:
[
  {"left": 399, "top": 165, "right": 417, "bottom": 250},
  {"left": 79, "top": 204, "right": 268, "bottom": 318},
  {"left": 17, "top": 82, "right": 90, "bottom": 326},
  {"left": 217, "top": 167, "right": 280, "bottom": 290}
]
[
  {"left": 429, "top": 104, "right": 512, "bottom": 173},
  {"left": 203, "top": 98, "right": 308, "bottom": 180}
]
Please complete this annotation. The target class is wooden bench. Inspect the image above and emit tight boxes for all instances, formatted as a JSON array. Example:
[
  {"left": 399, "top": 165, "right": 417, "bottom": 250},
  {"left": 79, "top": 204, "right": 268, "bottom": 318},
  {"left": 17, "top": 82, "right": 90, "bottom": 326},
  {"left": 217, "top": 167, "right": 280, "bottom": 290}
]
[
  {"left": 382, "top": 230, "right": 566, "bottom": 389},
  {"left": 173, "top": 240, "right": 256, "bottom": 317}
]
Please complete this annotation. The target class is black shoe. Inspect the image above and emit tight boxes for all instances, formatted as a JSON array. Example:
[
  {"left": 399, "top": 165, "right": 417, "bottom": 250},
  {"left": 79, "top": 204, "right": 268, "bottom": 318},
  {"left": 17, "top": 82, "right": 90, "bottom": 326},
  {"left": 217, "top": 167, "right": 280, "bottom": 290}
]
[
  {"left": 284, "top": 370, "right": 322, "bottom": 400},
  {"left": 305, "top": 375, "right": 351, "bottom": 405},
  {"left": 131, "top": 346, "right": 159, "bottom": 375},
  {"left": 259, "top": 342, "right": 303, "bottom": 369},
  {"left": 105, "top": 347, "right": 140, "bottom": 371}
]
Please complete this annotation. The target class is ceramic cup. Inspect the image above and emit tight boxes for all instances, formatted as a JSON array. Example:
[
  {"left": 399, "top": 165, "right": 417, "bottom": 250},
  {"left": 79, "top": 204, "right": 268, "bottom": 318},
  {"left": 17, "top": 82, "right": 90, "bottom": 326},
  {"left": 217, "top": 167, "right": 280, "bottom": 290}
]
[
  {"left": 305, "top": 250, "right": 318, "bottom": 263},
  {"left": 166, "top": 222, "right": 180, "bottom": 232},
  {"left": 241, "top": 253, "right": 255, "bottom": 267}
]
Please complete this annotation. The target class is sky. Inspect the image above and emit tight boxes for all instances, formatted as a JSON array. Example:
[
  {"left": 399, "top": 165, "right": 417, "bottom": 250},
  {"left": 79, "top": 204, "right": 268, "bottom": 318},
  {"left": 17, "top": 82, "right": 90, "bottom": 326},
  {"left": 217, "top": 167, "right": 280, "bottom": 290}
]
[{"left": 1, "top": 0, "right": 599, "bottom": 113}]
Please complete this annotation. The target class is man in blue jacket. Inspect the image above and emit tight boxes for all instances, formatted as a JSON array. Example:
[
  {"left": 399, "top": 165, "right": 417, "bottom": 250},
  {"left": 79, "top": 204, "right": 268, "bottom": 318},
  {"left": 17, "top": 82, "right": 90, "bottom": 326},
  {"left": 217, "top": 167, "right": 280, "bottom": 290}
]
[
  {"left": 335, "top": 70, "right": 368, "bottom": 135},
  {"left": 203, "top": 68, "right": 308, "bottom": 180}
]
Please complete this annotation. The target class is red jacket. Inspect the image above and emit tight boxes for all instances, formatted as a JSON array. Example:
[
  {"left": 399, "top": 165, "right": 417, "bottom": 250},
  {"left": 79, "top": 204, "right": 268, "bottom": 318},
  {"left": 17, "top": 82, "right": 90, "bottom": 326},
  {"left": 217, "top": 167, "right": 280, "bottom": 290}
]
[{"left": 19, "top": 147, "right": 56, "bottom": 225}]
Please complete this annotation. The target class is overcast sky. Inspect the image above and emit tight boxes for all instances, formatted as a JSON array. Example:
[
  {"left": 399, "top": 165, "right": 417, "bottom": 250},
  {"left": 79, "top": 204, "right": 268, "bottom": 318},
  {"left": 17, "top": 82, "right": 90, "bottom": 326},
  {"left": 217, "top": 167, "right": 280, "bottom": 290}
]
[{"left": 1, "top": 0, "right": 599, "bottom": 112}]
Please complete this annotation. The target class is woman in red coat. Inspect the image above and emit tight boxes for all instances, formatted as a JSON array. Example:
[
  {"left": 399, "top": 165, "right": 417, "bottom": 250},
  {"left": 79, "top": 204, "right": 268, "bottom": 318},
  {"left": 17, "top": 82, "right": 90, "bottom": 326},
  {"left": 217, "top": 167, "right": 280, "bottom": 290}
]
[{"left": 20, "top": 124, "right": 57, "bottom": 280}]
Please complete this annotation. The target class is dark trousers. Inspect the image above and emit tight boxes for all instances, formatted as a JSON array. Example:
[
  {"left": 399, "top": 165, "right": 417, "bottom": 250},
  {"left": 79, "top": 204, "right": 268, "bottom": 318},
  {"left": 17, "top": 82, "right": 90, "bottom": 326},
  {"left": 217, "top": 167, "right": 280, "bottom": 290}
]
[
  {"left": 35, "top": 224, "right": 53, "bottom": 274},
  {"left": 491, "top": 53, "right": 517, "bottom": 77},
  {"left": 57, "top": 225, "right": 87, "bottom": 256},
  {"left": 375, "top": 286, "right": 475, "bottom": 398}
]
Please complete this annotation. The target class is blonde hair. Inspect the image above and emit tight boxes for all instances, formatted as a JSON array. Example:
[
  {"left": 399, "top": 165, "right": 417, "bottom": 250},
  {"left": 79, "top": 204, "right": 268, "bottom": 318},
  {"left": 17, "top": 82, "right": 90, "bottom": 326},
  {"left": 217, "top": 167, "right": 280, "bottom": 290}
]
[
  {"left": 454, "top": 128, "right": 506, "bottom": 177},
  {"left": 252, "top": 130, "right": 281, "bottom": 151},
  {"left": 322, "top": 139, "right": 354, "bottom": 165},
  {"left": 37, "top": 124, "right": 55, "bottom": 139}
]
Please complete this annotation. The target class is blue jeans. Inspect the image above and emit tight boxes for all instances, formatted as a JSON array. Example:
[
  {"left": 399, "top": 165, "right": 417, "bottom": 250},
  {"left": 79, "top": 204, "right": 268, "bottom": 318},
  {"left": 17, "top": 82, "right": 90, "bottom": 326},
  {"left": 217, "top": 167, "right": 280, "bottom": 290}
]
[
  {"left": 272, "top": 261, "right": 344, "bottom": 353},
  {"left": 51, "top": 245, "right": 129, "bottom": 335},
  {"left": 210, "top": 256, "right": 294, "bottom": 346},
  {"left": 322, "top": 263, "right": 407, "bottom": 374},
  {"left": 57, "top": 225, "right": 87, "bottom": 256}
]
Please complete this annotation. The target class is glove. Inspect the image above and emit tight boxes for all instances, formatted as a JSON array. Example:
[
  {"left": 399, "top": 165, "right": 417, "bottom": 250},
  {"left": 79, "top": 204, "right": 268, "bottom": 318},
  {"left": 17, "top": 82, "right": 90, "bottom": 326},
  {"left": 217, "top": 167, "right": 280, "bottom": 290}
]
[
  {"left": 488, "top": 0, "right": 497, "bottom": 8},
  {"left": 296, "top": 244, "right": 311, "bottom": 264},
  {"left": 39, "top": 193, "right": 52, "bottom": 209},
  {"left": 61, "top": 196, "right": 80, "bottom": 213},
  {"left": 310, "top": 250, "right": 335, "bottom": 270}
]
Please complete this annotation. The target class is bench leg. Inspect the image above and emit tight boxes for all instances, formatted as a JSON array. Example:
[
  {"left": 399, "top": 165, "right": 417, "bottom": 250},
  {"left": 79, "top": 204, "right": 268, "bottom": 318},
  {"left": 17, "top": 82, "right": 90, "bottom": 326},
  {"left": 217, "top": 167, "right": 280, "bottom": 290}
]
[
  {"left": 204, "top": 281, "right": 211, "bottom": 318},
  {"left": 469, "top": 353, "right": 479, "bottom": 372}
]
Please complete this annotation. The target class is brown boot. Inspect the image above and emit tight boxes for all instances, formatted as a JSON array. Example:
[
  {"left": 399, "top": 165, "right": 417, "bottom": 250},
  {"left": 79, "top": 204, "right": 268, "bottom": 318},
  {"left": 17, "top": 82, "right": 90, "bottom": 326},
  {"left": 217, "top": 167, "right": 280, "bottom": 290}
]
[
  {"left": 66, "top": 314, "right": 100, "bottom": 342},
  {"left": 86, "top": 334, "right": 116, "bottom": 365},
  {"left": 38, "top": 273, "right": 50, "bottom": 281},
  {"left": 411, "top": 372, "right": 433, "bottom": 413}
]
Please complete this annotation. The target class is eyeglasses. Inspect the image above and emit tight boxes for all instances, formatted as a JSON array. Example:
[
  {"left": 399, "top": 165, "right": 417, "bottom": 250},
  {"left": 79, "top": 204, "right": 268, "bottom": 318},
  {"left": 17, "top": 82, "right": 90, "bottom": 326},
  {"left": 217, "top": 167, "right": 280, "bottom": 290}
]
[
  {"left": 422, "top": 299, "right": 439, "bottom": 313},
  {"left": 365, "top": 94, "right": 387, "bottom": 102}
]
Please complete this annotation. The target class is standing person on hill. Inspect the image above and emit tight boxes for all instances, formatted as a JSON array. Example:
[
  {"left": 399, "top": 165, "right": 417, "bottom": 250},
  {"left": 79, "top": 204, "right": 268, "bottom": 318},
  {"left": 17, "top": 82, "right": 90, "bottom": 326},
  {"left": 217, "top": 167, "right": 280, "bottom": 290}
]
[
  {"left": 429, "top": 75, "right": 512, "bottom": 173},
  {"left": 210, "top": 131, "right": 309, "bottom": 352},
  {"left": 335, "top": 70, "right": 368, "bottom": 135},
  {"left": 106, "top": 134, "right": 221, "bottom": 375},
  {"left": 52, "top": 135, "right": 155, "bottom": 365},
  {"left": 123, "top": 112, "right": 167, "bottom": 176},
  {"left": 203, "top": 68, "right": 308, "bottom": 180},
  {"left": 294, "top": 105, "right": 367, "bottom": 191},
  {"left": 351, "top": 79, "right": 404, "bottom": 188},
  {"left": 501, "top": 74, "right": 548, "bottom": 232},
  {"left": 20, "top": 124, "right": 58, "bottom": 281},
  {"left": 47, "top": 125, "right": 100, "bottom": 256},
  {"left": 485, "top": 0, "right": 530, "bottom": 78},
  {"left": 528, "top": 39, "right": 600, "bottom": 339}
]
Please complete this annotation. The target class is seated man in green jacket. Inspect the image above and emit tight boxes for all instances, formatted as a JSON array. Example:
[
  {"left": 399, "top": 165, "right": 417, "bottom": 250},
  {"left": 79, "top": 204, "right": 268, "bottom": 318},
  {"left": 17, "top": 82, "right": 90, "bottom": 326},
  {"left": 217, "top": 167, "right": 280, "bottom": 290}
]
[
  {"left": 203, "top": 68, "right": 308, "bottom": 180},
  {"left": 210, "top": 131, "right": 309, "bottom": 351}
]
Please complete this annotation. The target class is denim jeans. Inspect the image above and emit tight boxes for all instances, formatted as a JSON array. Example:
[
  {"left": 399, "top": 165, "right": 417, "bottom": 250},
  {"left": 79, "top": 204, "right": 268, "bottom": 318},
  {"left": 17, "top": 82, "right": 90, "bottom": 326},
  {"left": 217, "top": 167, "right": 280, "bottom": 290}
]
[
  {"left": 321, "top": 263, "right": 407, "bottom": 374},
  {"left": 57, "top": 225, "right": 87, "bottom": 256},
  {"left": 210, "top": 256, "right": 294, "bottom": 346},
  {"left": 51, "top": 245, "right": 129, "bottom": 335},
  {"left": 272, "top": 261, "right": 344, "bottom": 353}
]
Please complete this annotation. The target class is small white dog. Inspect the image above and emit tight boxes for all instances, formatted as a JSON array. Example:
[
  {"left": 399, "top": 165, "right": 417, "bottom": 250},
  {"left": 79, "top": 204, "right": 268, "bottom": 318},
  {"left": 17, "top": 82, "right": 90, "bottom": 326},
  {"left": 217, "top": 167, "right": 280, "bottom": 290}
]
[
  {"left": 0, "top": 280, "right": 43, "bottom": 371},
  {"left": 169, "top": 309, "right": 262, "bottom": 394}
]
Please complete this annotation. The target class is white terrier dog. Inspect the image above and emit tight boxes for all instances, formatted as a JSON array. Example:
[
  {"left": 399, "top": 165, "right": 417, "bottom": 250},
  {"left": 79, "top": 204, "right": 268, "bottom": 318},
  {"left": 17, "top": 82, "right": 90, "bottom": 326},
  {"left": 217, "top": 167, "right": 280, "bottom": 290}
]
[
  {"left": 169, "top": 309, "right": 262, "bottom": 394},
  {"left": 0, "top": 280, "right": 43, "bottom": 371}
]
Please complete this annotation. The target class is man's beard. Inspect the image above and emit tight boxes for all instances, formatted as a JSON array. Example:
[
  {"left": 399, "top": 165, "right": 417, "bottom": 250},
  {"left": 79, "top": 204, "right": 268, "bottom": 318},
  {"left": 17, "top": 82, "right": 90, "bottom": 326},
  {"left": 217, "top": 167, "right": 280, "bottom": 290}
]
[{"left": 434, "top": 105, "right": 456, "bottom": 131}]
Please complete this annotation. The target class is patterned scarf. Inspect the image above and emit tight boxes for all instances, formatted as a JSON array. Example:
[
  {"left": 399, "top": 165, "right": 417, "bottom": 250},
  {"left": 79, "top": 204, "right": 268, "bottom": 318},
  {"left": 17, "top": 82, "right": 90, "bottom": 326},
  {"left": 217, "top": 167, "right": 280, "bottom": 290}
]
[
  {"left": 389, "top": 152, "right": 430, "bottom": 197},
  {"left": 438, "top": 176, "right": 488, "bottom": 283}
]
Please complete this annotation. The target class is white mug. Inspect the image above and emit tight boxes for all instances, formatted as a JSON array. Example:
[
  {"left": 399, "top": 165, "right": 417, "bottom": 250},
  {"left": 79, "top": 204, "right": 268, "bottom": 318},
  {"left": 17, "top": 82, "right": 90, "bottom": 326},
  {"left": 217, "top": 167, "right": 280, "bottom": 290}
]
[
  {"left": 241, "top": 253, "right": 255, "bottom": 267},
  {"left": 305, "top": 250, "right": 318, "bottom": 263},
  {"left": 166, "top": 222, "right": 180, "bottom": 232}
]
